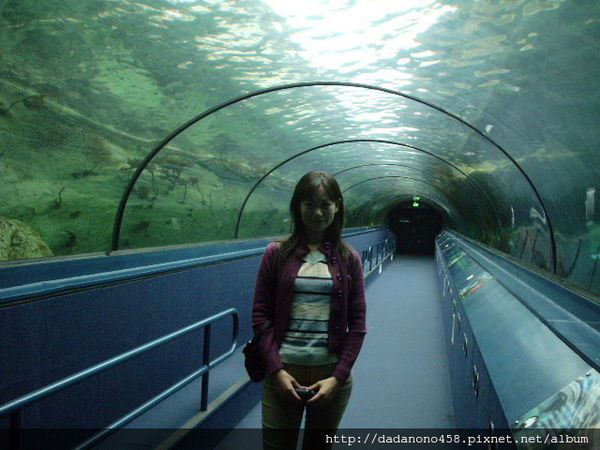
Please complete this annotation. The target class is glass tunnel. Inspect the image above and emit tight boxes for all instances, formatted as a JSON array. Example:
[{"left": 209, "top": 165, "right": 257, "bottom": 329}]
[{"left": 0, "top": 0, "right": 598, "bottom": 303}]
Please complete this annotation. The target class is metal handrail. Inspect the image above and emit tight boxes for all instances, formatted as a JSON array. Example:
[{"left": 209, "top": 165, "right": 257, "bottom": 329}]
[
  {"left": 364, "top": 239, "right": 395, "bottom": 277},
  {"left": 1, "top": 308, "right": 239, "bottom": 448}
]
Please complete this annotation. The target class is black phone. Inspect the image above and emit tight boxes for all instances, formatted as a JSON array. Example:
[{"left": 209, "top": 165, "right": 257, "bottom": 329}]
[{"left": 295, "top": 388, "right": 317, "bottom": 400}]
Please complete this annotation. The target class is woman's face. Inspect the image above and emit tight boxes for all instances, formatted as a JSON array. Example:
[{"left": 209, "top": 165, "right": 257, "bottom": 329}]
[{"left": 299, "top": 184, "right": 339, "bottom": 236}]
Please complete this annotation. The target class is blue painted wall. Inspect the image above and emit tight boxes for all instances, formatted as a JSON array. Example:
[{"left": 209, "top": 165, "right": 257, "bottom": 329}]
[{"left": 0, "top": 227, "right": 394, "bottom": 438}]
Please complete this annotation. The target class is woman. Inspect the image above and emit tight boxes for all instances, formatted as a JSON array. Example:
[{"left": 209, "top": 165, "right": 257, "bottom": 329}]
[{"left": 252, "top": 170, "right": 367, "bottom": 450}]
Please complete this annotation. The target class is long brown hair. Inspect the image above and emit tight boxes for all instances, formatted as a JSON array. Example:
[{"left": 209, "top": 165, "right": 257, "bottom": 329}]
[{"left": 277, "top": 170, "right": 351, "bottom": 263}]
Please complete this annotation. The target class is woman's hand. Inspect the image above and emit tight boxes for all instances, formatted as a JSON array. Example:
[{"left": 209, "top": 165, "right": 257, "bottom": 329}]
[
  {"left": 306, "top": 376, "right": 340, "bottom": 404},
  {"left": 274, "top": 369, "right": 303, "bottom": 402}
]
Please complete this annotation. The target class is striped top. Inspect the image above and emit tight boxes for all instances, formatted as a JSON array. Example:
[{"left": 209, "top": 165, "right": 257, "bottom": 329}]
[{"left": 279, "top": 249, "right": 340, "bottom": 365}]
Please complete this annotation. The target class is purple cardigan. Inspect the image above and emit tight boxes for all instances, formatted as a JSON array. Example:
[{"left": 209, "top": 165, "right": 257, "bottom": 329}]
[{"left": 251, "top": 237, "right": 367, "bottom": 381}]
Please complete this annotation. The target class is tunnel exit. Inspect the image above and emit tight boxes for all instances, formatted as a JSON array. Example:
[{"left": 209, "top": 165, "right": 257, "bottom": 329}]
[{"left": 386, "top": 198, "right": 444, "bottom": 254}]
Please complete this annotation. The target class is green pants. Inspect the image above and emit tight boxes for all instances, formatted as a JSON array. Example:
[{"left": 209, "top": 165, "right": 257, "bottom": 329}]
[{"left": 262, "top": 363, "right": 353, "bottom": 450}]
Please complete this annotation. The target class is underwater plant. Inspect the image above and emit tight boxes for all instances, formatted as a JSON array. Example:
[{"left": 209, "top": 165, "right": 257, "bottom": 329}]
[
  {"left": 64, "top": 230, "right": 77, "bottom": 249},
  {"left": 187, "top": 176, "right": 200, "bottom": 192},
  {"left": 158, "top": 156, "right": 193, "bottom": 193},
  {"left": 51, "top": 187, "right": 66, "bottom": 209},
  {"left": 135, "top": 184, "right": 158, "bottom": 208}
]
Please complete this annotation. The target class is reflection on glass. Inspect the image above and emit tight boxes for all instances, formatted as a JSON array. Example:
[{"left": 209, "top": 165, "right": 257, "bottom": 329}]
[{"left": 0, "top": 1, "right": 597, "bottom": 299}]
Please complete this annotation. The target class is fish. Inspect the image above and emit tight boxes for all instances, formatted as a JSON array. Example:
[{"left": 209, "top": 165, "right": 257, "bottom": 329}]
[
  {"left": 1, "top": 93, "right": 59, "bottom": 113},
  {"left": 132, "top": 221, "right": 150, "bottom": 233}
]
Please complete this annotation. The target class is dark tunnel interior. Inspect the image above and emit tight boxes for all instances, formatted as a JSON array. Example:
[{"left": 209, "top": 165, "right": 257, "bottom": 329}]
[{"left": 386, "top": 199, "right": 444, "bottom": 254}]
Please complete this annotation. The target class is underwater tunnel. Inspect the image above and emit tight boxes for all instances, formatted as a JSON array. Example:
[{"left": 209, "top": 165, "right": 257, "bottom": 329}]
[{"left": 0, "top": 1, "right": 599, "bottom": 448}]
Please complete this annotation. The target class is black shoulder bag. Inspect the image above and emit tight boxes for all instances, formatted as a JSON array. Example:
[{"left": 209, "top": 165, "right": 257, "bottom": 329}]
[{"left": 243, "top": 319, "right": 271, "bottom": 382}]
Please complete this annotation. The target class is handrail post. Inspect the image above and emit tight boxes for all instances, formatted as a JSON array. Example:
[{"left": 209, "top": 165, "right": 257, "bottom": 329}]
[
  {"left": 232, "top": 311, "right": 239, "bottom": 347},
  {"left": 201, "top": 324, "right": 211, "bottom": 412},
  {"left": 0, "top": 308, "right": 239, "bottom": 450}
]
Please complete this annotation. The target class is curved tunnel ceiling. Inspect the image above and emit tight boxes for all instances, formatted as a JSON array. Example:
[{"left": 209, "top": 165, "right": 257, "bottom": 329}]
[
  {"left": 332, "top": 163, "right": 500, "bottom": 228},
  {"left": 341, "top": 175, "right": 463, "bottom": 226},
  {"left": 232, "top": 139, "right": 504, "bottom": 239},
  {"left": 359, "top": 191, "right": 454, "bottom": 231},
  {"left": 1, "top": 1, "right": 598, "bottom": 298},
  {"left": 113, "top": 81, "right": 555, "bottom": 265}
]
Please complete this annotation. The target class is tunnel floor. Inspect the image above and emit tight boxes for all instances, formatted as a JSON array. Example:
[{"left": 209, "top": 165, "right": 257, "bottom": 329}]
[{"left": 219, "top": 253, "right": 455, "bottom": 446}]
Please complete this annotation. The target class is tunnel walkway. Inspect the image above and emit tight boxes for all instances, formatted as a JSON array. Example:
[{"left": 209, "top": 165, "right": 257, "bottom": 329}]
[{"left": 217, "top": 253, "right": 455, "bottom": 447}]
